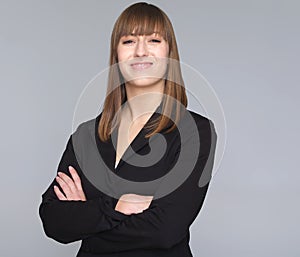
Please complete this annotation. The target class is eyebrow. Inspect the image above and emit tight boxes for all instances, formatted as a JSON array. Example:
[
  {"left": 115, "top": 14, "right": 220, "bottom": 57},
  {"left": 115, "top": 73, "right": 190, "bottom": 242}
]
[{"left": 129, "top": 32, "right": 161, "bottom": 36}]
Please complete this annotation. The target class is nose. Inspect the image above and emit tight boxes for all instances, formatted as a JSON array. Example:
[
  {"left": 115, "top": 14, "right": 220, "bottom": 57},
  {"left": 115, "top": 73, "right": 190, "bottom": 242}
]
[{"left": 134, "top": 38, "right": 148, "bottom": 57}]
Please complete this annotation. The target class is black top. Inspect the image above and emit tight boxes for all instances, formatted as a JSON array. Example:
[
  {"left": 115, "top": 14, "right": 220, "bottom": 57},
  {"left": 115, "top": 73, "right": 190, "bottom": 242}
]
[{"left": 39, "top": 105, "right": 217, "bottom": 257}]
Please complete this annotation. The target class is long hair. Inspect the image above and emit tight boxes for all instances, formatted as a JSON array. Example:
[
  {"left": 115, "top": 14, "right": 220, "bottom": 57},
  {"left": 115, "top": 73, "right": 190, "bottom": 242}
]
[{"left": 98, "top": 2, "right": 187, "bottom": 141}]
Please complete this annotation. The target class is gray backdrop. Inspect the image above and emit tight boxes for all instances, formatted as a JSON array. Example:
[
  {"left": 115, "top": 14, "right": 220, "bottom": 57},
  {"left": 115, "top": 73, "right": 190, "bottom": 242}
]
[{"left": 1, "top": 0, "right": 299, "bottom": 256}]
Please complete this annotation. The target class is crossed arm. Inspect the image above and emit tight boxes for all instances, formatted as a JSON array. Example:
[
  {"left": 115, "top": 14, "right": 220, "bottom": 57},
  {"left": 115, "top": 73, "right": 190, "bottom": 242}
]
[{"left": 54, "top": 165, "right": 153, "bottom": 215}]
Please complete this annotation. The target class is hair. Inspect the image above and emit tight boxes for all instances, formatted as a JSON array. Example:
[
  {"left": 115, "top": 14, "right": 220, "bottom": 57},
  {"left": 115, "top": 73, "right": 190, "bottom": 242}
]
[{"left": 98, "top": 2, "right": 187, "bottom": 141}]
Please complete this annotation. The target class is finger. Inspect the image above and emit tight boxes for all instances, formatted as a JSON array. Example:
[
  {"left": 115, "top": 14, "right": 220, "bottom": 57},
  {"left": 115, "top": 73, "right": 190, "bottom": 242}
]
[
  {"left": 58, "top": 171, "right": 77, "bottom": 192},
  {"left": 69, "top": 167, "right": 86, "bottom": 201},
  {"left": 54, "top": 185, "right": 67, "bottom": 201},
  {"left": 68, "top": 166, "right": 83, "bottom": 191},
  {"left": 56, "top": 175, "right": 72, "bottom": 197}
]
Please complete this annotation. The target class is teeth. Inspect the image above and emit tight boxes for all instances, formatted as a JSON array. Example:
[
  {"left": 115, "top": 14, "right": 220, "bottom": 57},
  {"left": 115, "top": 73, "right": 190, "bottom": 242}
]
[
  {"left": 136, "top": 64, "right": 146, "bottom": 67},
  {"left": 132, "top": 63, "right": 152, "bottom": 70}
]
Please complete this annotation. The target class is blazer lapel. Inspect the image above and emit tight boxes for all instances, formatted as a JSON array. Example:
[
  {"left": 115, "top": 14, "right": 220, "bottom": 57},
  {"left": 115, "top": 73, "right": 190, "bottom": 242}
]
[
  {"left": 95, "top": 101, "right": 164, "bottom": 172},
  {"left": 94, "top": 116, "right": 116, "bottom": 173}
]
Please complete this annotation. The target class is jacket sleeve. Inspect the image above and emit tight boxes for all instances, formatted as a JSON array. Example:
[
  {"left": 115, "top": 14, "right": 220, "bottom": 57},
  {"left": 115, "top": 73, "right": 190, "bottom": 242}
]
[
  {"left": 82, "top": 119, "right": 217, "bottom": 253},
  {"left": 38, "top": 136, "right": 128, "bottom": 244}
]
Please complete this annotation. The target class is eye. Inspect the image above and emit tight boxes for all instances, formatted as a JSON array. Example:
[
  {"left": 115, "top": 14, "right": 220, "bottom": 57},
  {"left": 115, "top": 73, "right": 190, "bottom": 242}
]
[
  {"left": 122, "top": 40, "right": 134, "bottom": 45},
  {"left": 149, "top": 39, "right": 161, "bottom": 43}
]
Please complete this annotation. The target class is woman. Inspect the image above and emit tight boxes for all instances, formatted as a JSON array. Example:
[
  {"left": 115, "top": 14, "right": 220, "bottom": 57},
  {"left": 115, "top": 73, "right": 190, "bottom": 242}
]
[{"left": 39, "top": 2, "right": 217, "bottom": 257}]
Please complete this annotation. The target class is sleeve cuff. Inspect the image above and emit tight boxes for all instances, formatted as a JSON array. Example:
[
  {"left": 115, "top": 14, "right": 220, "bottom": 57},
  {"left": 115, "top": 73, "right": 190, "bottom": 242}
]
[{"left": 98, "top": 196, "right": 128, "bottom": 220}]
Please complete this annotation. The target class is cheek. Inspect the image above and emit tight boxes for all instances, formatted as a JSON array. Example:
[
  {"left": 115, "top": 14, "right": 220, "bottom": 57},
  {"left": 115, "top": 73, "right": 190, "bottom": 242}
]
[
  {"left": 116, "top": 48, "right": 123, "bottom": 62},
  {"left": 159, "top": 44, "right": 169, "bottom": 58},
  {"left": 116, "top": 45, "right": 128, "bottom": 62},
  {"left": 117, "top": 50, "right": 134, "bottom": 63}
]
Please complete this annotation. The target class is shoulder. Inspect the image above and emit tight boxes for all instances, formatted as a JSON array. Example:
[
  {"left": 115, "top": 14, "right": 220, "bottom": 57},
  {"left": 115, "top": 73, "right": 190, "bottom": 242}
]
[
  {"left": 187, "top": 109, "right": 212, "bottom": 124},
  {"left": 69, "top": 116, "right": 99, "bottom": 155},
  {"left": 183, "top": 109, "right": 217, "bottom": 155},
  {"left": 72, "top": 116, "right": 99, "bottom": 138},
  {"left": 184, "top": 109, "right": 216, "bottom": 137}
]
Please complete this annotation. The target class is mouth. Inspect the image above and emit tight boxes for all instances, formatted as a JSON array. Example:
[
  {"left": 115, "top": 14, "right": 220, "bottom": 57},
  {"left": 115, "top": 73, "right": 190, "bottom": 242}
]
[{"left": 130, "top": 62, "right": 153, "bottom": 71}]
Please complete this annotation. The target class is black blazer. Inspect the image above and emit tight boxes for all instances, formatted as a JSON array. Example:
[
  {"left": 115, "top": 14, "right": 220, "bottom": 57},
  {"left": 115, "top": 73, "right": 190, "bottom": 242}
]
[{"left": 39, "top": 103, "right": 217, "bottom": 257}]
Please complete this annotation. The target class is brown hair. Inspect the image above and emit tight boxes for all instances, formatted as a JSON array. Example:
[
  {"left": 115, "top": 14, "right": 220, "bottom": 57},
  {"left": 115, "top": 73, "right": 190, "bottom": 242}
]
[{"left": 98, "top": 2, "right": 187, "bottom": 141}]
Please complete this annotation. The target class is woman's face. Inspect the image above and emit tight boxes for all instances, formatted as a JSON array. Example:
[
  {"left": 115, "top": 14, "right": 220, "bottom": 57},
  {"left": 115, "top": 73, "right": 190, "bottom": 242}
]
[{"left": 117, "top": 32, "right": 169, "bottom": 87}]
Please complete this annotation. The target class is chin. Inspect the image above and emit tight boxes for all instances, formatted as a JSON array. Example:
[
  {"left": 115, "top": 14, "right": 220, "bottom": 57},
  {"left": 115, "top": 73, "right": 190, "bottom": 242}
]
[{"left": 126, "top": 77, "right": 164, "bottom": 88}]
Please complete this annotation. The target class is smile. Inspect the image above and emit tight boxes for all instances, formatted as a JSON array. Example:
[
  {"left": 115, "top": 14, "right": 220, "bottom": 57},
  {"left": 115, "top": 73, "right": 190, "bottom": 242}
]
[{"left": 130, "top": 62, "right": 153, "bottom": 70}]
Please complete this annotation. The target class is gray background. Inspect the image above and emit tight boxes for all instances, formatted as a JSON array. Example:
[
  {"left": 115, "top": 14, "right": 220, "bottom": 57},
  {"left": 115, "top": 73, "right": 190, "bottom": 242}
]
[{"left": 1, "top": 0, "right": 299, "bottom": 256}]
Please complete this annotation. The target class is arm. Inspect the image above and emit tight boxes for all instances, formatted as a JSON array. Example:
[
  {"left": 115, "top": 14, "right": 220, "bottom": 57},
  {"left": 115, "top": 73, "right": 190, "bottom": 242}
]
[
  {"left": 39, "top": 136, "right": 128, "bottom": 244},
  {"left": 115, "top": 193, "right": 154, "bottom": 215},
  {"left": 83, "top": 119, "right": 217, "bottom": 253}
]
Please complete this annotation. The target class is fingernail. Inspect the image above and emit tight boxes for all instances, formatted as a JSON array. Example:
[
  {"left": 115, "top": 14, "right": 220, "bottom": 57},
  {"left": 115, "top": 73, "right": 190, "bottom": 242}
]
[{"left": 68, "top": 166, "right": 73, "bottom": 171}]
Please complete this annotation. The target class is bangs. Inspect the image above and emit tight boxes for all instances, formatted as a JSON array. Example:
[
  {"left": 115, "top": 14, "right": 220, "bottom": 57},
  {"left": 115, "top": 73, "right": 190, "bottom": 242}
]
[{"left": 114, "top": 3, "right": 170, "bottom": 41}]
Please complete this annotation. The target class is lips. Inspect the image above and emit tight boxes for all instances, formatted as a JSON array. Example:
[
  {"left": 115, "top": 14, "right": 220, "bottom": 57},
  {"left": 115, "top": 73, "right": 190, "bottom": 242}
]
[{"left": 130, "top": 62, "right": 153, "bottom": 70}]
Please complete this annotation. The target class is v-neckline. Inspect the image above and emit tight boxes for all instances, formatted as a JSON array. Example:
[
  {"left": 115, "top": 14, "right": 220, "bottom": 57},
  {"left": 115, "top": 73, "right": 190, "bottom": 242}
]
[
  {"left": 114, "top": 112, "right": 154, "bottom": 170},
  {"left": 113, "top": 101, "right": 164, "bottom": 170}
]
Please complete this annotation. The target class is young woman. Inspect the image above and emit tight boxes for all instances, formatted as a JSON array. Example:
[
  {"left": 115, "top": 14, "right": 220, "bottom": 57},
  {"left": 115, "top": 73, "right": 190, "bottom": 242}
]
[{"left": 39, "top": 2, "right": 217, "bottom": 257}]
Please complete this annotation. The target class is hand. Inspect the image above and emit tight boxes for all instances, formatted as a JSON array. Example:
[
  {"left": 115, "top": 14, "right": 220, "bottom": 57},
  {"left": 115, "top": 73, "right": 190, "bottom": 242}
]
[
  {"left": 115, "top": 194, "right": 153, "bottom": 215},
  {"left": 54, "top": 166, "right": 86, "bottom": 201}
]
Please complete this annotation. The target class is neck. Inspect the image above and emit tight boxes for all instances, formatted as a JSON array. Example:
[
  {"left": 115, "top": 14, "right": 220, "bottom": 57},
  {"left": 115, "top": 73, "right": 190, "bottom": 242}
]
[{"left": 124, "top": 80, "right": 164, "bottom": 122}]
